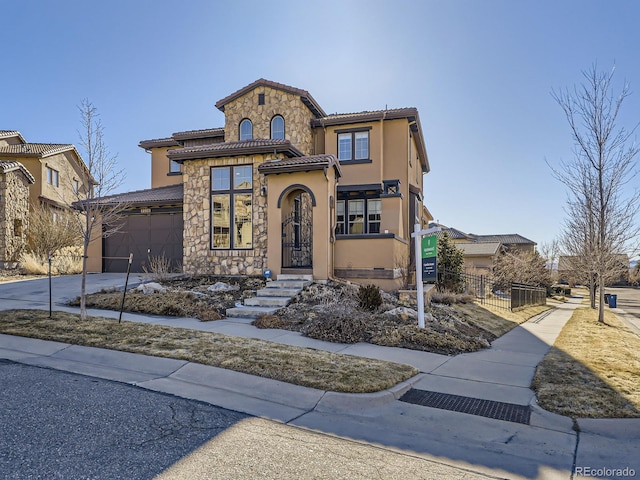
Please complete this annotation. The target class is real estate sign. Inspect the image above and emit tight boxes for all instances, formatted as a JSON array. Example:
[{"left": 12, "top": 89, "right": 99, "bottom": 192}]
[{"left": 421, "top": 235, "right": 438, "bottom": 282}]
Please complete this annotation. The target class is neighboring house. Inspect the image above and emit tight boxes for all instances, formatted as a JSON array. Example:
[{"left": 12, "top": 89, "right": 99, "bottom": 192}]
[
  {"left": 90, "top": 79, "right": 431, "bottom": 289},
  {"left": 0, "top": 130, "right": 93, "bottom": 212},
  {"left": 0, "top": 160, "right": 35, "bottom": 268},
  {"left": 434, "top": 223, "right": 536, "bottom": 273}
]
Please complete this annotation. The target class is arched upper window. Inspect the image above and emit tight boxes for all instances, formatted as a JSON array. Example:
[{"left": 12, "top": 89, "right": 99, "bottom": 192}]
[
  {"left": 239, "top": 119, "right": 253, "bottom": 141},
  {"left": 270, "top": 115, "right": 285, "bottom": 140}
]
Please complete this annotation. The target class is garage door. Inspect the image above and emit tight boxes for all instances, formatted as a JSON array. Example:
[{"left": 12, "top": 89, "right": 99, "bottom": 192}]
[{"left": 103, "top": 212, "right": 183, "bottom": 273}]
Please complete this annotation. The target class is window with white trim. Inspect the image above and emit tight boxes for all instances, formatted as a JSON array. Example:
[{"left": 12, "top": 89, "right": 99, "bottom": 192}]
[
  {"left": 46, "top": 166, "right": 59, "bottom": 187},
  {"left": 271, "top": 115, "right": 285, "bottom": 139}
]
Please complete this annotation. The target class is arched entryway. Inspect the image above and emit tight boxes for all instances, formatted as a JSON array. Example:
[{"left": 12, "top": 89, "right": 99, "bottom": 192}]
[{"left": 281, "top": 190, "right": 313, "bottom": 268}]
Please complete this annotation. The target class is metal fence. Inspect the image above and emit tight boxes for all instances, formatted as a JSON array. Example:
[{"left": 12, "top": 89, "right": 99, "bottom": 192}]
[{"left": 437, "top": 269, "right": 546, "bottom": 310}]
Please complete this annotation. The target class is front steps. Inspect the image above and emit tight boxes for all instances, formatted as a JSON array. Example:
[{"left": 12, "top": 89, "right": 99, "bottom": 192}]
[{"left": 225, "top": 274, "right": 312, "bottom": 318}]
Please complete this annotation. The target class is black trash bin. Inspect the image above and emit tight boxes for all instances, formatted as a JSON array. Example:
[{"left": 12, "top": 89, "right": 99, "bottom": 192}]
[
  {"left": 604, "top": 293, "right": 611, "bottom": 305},
  {"left": 609, "top": 294, "right": 617, "bottom": 308}
]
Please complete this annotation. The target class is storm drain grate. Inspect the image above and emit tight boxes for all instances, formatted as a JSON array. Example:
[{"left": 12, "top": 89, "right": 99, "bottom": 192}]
[{"left": 399, "top": 389, "right": 531, "bottom": 425}]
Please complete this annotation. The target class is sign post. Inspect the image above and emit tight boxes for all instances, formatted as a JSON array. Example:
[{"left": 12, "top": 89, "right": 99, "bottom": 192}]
[{"left": 412, "top": 224, "right": 440, "bottom": 328}]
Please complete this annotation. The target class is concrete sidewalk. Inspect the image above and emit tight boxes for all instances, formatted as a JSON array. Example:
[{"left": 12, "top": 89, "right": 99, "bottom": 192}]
[{"left": 1, "top": 275, "right": 639, "bottom": 479}]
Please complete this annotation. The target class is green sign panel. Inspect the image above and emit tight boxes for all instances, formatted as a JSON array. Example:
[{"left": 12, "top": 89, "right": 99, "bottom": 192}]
[{"left": 421, "top": 235, "right": 438, "bottom": 282}]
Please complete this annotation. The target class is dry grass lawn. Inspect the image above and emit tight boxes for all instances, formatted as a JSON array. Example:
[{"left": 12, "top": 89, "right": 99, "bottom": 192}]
[
  {"left": 454, "top": 302, "right": 552, "bottom": 338},
  {"left": 532, "top": 307, "right": 640, "bottom": 418},
  {"left": 0, "top": 309, "right": 418, "bottom": 394}
]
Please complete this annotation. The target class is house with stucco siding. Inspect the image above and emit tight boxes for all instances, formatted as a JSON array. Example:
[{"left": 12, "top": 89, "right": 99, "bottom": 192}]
[{"left": 89, "top": 79, "right": 431, "bottom": 290}]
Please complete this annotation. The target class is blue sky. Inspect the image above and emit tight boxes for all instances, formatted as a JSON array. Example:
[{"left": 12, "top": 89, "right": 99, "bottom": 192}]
[{"left": 2, "top": 0, "right": 639, "bottom": 253}]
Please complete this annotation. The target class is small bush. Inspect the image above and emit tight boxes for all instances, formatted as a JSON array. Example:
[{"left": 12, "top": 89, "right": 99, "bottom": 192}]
[
  {"left": 143, "top": 254, "right": 174, "bottom": 282},
  {"left": 305, "top": 314, "right": 371, "bottom": 344},
  {"left": 253, "top": 315, "right": 290, "bottom": 329},
  {"left": 431, "top": 292, "right": 475, "bottom": 305},
  {"left": 358, "top": 284, "right": 383, "bottom": 311}
]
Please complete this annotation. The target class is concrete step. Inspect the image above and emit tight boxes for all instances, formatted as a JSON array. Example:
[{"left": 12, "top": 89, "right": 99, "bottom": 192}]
[
  {"left": 243, "top": 296, "right": 292, "bottom": 307},
  {"left": 277, "top": 274, "right": 314, "bottom": 282},
  {"left": 266, "top": 280, "right": 311, "bottom": 289},
  {"left": 256, "top": 287, "right": 301, "bottom": 297},
  {"left": 225, "top": 306, "right": 280, "bottom": 318}
]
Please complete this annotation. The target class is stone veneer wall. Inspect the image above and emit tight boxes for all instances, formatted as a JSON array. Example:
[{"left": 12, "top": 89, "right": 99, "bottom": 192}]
[
  {"left": 223, "top": 87, "right": 316, "bottom": 155},
  {"left": 0, "top": 170, "right": 30, "bottom": 267},
  {"left": 182, "top": 154, "right": 272, "bottom": 275}
]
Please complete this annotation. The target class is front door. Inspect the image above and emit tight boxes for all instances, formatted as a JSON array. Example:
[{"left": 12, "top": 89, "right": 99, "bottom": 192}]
[{"left": 282, "top": 192, "right": 312, "bottom": 268}]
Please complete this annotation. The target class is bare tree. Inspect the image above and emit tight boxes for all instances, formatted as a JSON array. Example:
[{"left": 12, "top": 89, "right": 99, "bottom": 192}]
[
  {"left": 27, "top": 203, "right": 82, "bottom": 257},
  {"left": 74, "top": 99, "right": 127, "bottom": 320},
  {"left": 551, "top": 64, "right": 640, "bottom": 322},
  {"left": 493, "top": 249, "right": 552, "bottom": 291}
]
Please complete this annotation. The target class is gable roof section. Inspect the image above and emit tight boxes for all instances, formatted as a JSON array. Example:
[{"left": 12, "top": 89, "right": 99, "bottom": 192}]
[
  {"left": 167, "top": 139, "right": 304, "bottom": 162},
  {"left": 0, "top": 160, "right": 35, "bottom": 184},
  {"left": 79, "top": 183, "right": 184, "bottom": 207},
  {"left": 456, "top": 242, "right": 503, "bottom": 256},
  {"left": 469, "top": 234, "right": 535, "bottom": 245},
  {"left": 139, "top": 137, "right": 181, "bottom": 149},
  {"left": 258, "top": 154, "right": 342, "bottom": 178},
  {"left": 215, "top": 78, "right": 327, "bottom": 118},
  {"left": 0, "top": 143, "right": 80, "bottom": 158},
  {"left": 311, "top": 108, "right": 429, "bottom": 173},
  {"left": 0, "top": 130, "right": 27, "bottom": 143}
]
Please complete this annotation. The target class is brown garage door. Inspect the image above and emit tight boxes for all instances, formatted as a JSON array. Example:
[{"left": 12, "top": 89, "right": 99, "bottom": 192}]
[{"left": 103, "top": 211, "right": 183, "bottom": 273}]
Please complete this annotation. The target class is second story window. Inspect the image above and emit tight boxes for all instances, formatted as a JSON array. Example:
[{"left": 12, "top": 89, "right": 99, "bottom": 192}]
[
  {"left": 239, "top": 119, "right": 253, "bottom": 141},
  {"left": 337, "top": 130, "right": 369, "bottom": 162},
  {"left": 169, "top": 159, "right": 181, "bottom": 174},
  {"left": 270, "top": 115, "right": 285, "bottom": 139},
  {"left": 46, "top": 166, "right": 59, "bottom": 187}
]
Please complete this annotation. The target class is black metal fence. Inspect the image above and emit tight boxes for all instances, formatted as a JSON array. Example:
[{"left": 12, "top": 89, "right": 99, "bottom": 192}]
[{"left": 437, "top": 269, "right": 546, "bottom": 310}]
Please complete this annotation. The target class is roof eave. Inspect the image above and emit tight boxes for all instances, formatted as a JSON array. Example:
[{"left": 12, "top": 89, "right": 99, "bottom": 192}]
[{"left": 167, "top": 142, "right": 304, "bottom": 163}]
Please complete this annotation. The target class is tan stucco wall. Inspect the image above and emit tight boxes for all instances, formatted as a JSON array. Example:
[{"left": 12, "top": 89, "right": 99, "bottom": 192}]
[
  {"left": 182, "top": 154, "right": 271, "bottom": 275},
  {"left": 85, "top": 212, "right": 103, "bottom": 273},
  {"left": 264, "top": 168, "right": 337, "bottom": 281},
  {"left": 19, "top": 152, "right": 89, "bottom": 208},
  {"left": 0, "top": 170, "right": 30, "bottom": 266},
  {"left": 151, "top": 146, "right": 182, "bottom": 188},
  {"left": 222, "top": 87, "right": 316, "bottom": 154},
  {"left": 334, "top": 236, "right": 409, "bottom": 290}
]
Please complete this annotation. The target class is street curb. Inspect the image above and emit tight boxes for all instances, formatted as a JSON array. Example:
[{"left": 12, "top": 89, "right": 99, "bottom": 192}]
[{"left": 315, "top": 373, "right": 425, "bottom": 413}]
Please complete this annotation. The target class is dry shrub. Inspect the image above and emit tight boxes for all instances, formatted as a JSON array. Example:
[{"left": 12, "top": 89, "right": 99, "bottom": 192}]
[
  {"left": 304, "top": 313, "right": 371, "bottom": 344},
  {"left": 19, "top": 252, "right": 48, "bottom": 275},
  {"left": 253, "top": 315, "right": 290, "bottom": 329},
  {"left": 143, "top": 254, "right": 175, "bottom": 282},
  {"left": 19, "top": 246, "right": 82, "bottom": 275},
  {"left": 193, "top": 305, "right": 223, "bottom": 322},
  {"left": 431, "top": 292, "right": 475, "bottom": 305}
]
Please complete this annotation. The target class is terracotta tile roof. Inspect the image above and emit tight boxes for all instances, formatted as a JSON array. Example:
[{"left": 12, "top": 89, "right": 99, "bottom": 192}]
[
  {"left": 172, "top": 127, "right": 224, "bottom": 140},
  {"left": 139, "top": 137, "right": 180, "bottom": 149},
  {"left": 0, "top": 160, "right": 35, "bottom": 183},
  {"left": 215, "top": 78, "right": 327, "bottom": 118},
  {"left": 168, "top": 138, "right": 304, "bottom": 162},
  {"left": 0, "top": 143, "right": 77, "bottom": 158},
  {"left": 88, "top": 184, "right": 184, "bottom": 206},
  {"left": 258, "top": 154, "right": 342, "bottom": 177},
  {"left": 311, "top": 107, "right": 429, "bottom": 173},
  {"left": 312, "top": 107, "right": 419, "bottom": 126},
  {"left": 0, "top": 130, "right": 27, "bottom": 142},
  {"left": 469, "top": 234, "right": 536, "bottom": 245}
]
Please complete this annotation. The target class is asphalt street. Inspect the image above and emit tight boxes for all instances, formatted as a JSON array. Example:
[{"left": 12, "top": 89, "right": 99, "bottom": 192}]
[{"left": 0, "top": 360, "right": 249, "bottom": 479}]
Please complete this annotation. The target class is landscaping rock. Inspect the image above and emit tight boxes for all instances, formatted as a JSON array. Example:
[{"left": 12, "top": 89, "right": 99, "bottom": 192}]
[
  {"left": 208, "top": 282, "right": 240, "bottom": 292},
  {"left": 384, "top": 306, "right": 418, "bottom": 320},
  {"left": 135, "top": 282, "right": 167, "bottom": 294}
]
